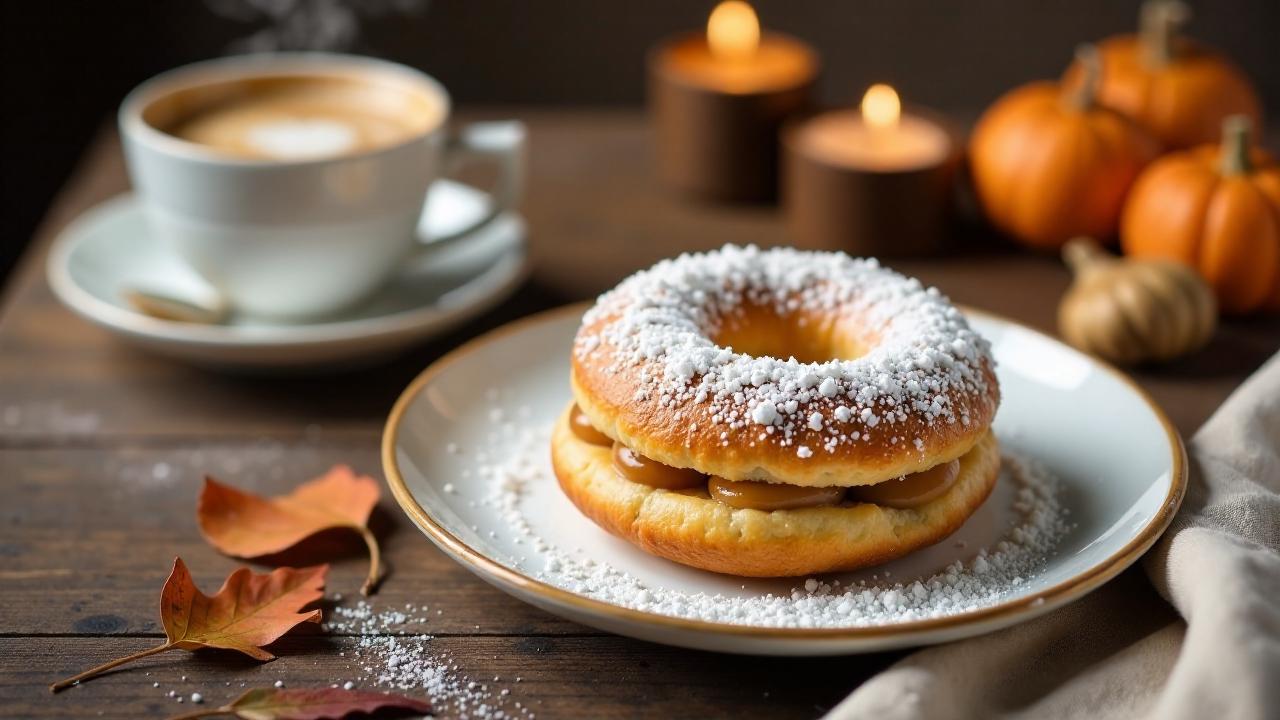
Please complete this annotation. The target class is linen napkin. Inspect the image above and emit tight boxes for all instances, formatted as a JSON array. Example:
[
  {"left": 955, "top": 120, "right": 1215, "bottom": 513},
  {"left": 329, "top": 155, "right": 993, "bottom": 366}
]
[{"left": 827, "top": 351, "right": 1280, "bottom": 720}]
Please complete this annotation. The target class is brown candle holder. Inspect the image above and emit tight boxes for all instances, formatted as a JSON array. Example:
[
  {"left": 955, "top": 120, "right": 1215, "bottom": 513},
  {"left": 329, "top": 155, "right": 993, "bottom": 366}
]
[
  {"left": 782, "top": 108, "right": 962, "bottom": 256},
  {"left": 649, "top": 32, "right": 818, "bottom": 204}
]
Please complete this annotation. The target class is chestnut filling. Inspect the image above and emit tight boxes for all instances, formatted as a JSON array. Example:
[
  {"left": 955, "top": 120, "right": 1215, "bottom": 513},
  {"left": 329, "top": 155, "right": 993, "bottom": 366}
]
[
  {"left": 573, "top": 403, "right": 962, "bottom": 511},
  {"left": 708, "top": 476, "right": 844, "bottom": 511},
  {"left": 569, "top": 403, "right": 613, "bottom": 446},
  {"left": 847, "top": 458, "right": 960, "bottom": 508},
  {"left": 611, "top": 442, "right": 706, "bottom": 490}
]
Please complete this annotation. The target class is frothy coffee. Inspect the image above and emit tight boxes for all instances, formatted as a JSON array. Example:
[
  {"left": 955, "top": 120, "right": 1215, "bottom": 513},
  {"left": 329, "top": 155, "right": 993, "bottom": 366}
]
[{"left": 143, "top": 74, "right": 441, "bottom": 161}]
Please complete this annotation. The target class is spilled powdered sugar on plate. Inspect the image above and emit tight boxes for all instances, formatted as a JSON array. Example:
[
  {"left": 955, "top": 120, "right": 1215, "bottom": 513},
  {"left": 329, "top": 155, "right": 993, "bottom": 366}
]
[
  {"left": 388, "top": 300, "right": 1179, "bottom": 651},
  {"left": 477, "top": 418, "right": 1073, "bottom": 628}
]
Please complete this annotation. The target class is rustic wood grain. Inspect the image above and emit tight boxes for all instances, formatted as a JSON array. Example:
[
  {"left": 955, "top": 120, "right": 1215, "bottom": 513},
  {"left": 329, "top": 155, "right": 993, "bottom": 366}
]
[
  {"left": 2, "top": 636, "right": 888, "bottom": 719},
  {"left": 1, "top": 110, "right": 1277, "bottom": 719},
  {"left": 0, "top": 445, "right": 588, "bottom": 638}
]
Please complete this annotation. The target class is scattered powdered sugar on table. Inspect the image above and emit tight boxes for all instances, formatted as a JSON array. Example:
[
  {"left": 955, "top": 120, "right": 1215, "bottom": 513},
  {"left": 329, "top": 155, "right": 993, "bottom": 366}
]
[
  {"left": 479, "top": 425, "right": 1073, "bottom": 628},
  {"left": 324, "top": 601, "right": 532, "bottom": 719}
]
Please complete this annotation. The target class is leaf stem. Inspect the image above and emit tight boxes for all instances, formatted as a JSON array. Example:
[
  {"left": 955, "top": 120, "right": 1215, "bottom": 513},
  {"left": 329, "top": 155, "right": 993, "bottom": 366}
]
[
  {"left": 356, "top": 525, "right": 383, "bottom": 596},
  {"left": 49, "top": 642, "right": 173, "bottom": 692}
]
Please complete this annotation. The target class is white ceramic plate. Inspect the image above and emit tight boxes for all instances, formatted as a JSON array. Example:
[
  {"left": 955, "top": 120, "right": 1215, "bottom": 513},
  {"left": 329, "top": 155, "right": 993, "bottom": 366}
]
[
  {"left": 383, "top": 304, "right": 1185, "bottom": 655},
  {"left": 46, "top": 181, "right": 526, "bottom": 370}
]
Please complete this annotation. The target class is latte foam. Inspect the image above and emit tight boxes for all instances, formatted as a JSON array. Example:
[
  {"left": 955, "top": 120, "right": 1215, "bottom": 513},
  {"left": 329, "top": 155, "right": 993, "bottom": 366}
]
[{"left": 143, "top": 73, "right": 441, "bottom": 161}]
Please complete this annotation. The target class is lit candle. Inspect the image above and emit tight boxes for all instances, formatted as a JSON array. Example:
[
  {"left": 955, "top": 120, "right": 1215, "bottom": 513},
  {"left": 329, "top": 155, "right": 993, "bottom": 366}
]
[
  {"left": 783, "top": 85, "right": 960, "bottom": 255},
  {"left": 707, "top": 0, "right": 760, "bottom": 64},
  {"left": 796, "top": 85, "right": 952, "bottom": 170},
  {"left": 649, "top": 2, "right": 819, "bottom": 202}
]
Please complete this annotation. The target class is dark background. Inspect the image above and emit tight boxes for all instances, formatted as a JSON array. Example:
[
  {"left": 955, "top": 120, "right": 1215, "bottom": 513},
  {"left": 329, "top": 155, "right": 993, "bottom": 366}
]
[{"left": 2, "top": 0, "right": 1277, "bottom": 284}]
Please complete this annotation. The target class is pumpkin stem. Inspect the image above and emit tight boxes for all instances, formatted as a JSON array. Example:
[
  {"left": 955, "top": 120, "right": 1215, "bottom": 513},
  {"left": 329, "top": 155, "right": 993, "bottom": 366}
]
[
  {"left": 1140, "top": 0, "right": 1189, "bottom": 67},
  {"left": 1219, "top": 115, "right": 1253, "bottom": 176},
  {"left": 1064, "top": 45, "right": 1102, "bottom": 111},
  {"left": 1063, "top": 238, "right": 1113, "bottom": 275}
]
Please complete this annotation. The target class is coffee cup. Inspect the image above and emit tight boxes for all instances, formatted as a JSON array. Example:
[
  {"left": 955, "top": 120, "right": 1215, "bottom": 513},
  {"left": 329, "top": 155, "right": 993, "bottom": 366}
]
[{"left": 119, "top": 52, "right": 524, "bottom": 319}]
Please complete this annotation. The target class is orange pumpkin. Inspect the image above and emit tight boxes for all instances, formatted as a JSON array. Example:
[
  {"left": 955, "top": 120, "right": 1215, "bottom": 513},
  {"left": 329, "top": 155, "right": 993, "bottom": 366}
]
[
  {"left": 1063, "top": 0, "right": 1262, "bottom": 150},
  {"left": 970, "top": 45, "right": 1159, "bottom": 250},
  {"left": 1121, "top": 116, "right": 1280, "bottom": 314}
]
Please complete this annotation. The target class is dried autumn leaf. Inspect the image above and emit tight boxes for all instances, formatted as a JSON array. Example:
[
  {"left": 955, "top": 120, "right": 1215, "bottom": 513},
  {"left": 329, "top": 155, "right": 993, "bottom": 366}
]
[
  {"left": 160, "top": 557, "right": 326, "bottom": 660},
  {"left": 50, "top": 558, "right": 326, "bottom": 692},
  {"left": 199, "top": 465, "right": 383, "bottom": 595},
  {"left": 166, "top": 687, "right": 432, "bottom": 720}
]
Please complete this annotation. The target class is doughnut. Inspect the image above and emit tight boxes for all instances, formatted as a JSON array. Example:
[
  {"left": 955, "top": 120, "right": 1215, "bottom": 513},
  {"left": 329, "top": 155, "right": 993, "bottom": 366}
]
[
  {"left": 554, "top": 245, "right": 1002, "bottom": 577},
  {"left": 573, "top": 245, "right": 999, "bottom": 485}
]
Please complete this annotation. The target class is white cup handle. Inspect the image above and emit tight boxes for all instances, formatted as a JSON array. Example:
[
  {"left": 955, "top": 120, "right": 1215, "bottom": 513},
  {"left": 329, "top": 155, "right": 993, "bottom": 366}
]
[{"left": 411, "top": 120, "right": 526, "bottom": 261}]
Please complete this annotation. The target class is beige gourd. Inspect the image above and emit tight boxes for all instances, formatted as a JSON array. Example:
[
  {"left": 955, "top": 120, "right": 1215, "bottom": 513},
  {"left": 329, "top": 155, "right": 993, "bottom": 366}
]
[{"left": 1058, "top": 238, "right": 1216, "bottom": 365}]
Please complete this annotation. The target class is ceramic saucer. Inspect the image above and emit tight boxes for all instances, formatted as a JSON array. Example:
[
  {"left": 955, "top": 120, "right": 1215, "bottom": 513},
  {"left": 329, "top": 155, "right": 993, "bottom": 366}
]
[
  {"left": 46, "top": 180, "right": 527, "bottom": 369},
  {"left": 383, "top": 304, "right": 1186, "bottom": 656}
]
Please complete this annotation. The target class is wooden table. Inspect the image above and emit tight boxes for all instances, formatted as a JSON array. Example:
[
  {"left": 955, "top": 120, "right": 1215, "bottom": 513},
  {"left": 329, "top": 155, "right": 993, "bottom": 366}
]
[{"left": 2, "top": 110, "right": 1277, "bottom": 719}]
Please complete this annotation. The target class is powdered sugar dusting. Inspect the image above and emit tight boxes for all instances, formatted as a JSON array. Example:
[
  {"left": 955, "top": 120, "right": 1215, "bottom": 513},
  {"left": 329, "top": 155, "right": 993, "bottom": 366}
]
[
  {"left": 480, "top": 426, "right": 1072, "bottom": 628},
  {"left": 574, "top": 245, "right": 995, "bottom": 457}
]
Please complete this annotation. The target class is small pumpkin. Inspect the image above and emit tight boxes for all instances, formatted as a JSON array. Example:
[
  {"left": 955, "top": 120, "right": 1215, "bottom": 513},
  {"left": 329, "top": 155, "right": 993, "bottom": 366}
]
[
  {"left": 1059, "top": 238, "right": 1216, "bottom": 365},
  {"left": 1063, "top": 0, "right": 1262, "bottom": 150},
  {"left": 970, "top": 45, "right": 1159, "bottom": 250},
  {"left": 1121, "top": 116, "right": 1280, "bottom": 314}
]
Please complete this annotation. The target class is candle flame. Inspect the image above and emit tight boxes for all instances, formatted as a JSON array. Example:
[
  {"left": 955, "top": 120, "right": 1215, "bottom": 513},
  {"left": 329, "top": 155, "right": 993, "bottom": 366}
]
[
  {"left": 707, "top": 1, "right": 760, "bottom": 62},
  {"left": 861, "top": 84, "right": 901, "bottom": 130}
]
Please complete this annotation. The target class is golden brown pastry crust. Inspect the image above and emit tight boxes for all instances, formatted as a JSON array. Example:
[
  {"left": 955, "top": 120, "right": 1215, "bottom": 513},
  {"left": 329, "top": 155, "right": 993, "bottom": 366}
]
[
  {"left": 550, "top": 404, "right": 1001, "bottom": 577},
  {"left": 572, "top": 303, "right": 1000, "bottom": 487}
]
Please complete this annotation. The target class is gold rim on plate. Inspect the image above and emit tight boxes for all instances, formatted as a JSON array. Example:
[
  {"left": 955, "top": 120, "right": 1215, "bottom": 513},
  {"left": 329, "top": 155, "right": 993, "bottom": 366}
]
[{"left": 381, "top": 303, "right": 1188, "bottom": 644}]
